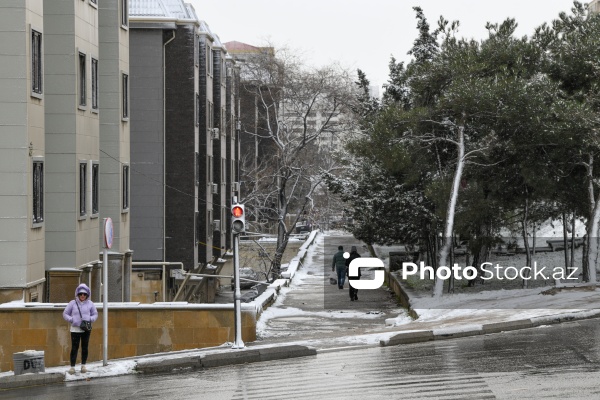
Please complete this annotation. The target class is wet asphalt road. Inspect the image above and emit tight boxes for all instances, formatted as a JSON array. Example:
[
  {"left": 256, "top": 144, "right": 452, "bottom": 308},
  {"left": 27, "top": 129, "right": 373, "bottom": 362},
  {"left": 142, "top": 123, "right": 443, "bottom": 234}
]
[{"left": 5, "top": 318, "right": 600, "bottom": 399}]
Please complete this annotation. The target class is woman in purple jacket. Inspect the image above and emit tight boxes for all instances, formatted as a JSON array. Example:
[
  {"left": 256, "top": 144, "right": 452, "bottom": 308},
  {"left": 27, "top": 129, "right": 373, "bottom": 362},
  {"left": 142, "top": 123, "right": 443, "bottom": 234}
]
[{"left": 62, "top": 283, "right": 98, "bottom": 374}]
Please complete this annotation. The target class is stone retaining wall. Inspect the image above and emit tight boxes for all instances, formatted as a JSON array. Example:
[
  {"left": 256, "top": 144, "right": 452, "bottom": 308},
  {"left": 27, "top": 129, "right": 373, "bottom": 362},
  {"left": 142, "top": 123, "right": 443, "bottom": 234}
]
[{"left": 0, "top": 304, "right": 256, "bottom": 372}]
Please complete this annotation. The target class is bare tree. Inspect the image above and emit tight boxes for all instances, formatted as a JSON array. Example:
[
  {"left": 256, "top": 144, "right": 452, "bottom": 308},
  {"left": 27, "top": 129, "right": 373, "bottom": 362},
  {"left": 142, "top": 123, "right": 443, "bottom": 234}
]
[{"left": 236, "top": 45, "right": 355, "bottom": 279}]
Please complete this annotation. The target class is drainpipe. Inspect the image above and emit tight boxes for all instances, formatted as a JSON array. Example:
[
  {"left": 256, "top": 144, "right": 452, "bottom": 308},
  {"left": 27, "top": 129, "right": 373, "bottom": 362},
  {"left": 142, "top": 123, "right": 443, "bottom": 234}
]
[{"left": 163, "top": 30, "right": 176, "bottom": 262}]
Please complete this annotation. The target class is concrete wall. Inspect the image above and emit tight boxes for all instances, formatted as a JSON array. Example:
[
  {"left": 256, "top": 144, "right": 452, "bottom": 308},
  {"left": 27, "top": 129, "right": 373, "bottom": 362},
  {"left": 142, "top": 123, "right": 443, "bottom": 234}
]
[
  {"left": 44, "top": 0, "right": 100, "bottom": 272},
  {"left": 220, "top": 240, "right": 304, "bottom": 283},
  {"left": 0, "top": 303, "right": 256, "bottom": 372},
  {"left": 99, "top": 0, "right": 130, "bottom": 253}
]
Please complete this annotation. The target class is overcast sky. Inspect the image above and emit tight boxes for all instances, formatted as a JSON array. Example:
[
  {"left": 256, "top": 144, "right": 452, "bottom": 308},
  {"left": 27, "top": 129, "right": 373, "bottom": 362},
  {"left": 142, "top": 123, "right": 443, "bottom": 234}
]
[{"left": 189, "top": 0, "right": 580, "bottom": 89}]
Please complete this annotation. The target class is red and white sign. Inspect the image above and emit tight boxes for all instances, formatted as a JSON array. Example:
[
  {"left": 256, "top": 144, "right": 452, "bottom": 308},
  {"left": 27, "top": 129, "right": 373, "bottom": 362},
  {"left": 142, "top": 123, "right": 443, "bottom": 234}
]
[{"left": 103, "top": 218, "right": 113, "bottom": 249}]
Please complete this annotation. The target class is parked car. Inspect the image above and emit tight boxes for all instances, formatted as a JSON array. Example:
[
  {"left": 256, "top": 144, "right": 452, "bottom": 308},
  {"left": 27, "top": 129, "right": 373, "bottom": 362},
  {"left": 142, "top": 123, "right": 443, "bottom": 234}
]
[
  {"left": 295, "top": 220, "right": 312, "bottom": 233},
  {"left": 231, "top": 268, "right": 260, "bottom": 290},
  {"left": 454, "top": 240, "right": 469, "bottom": 255}
]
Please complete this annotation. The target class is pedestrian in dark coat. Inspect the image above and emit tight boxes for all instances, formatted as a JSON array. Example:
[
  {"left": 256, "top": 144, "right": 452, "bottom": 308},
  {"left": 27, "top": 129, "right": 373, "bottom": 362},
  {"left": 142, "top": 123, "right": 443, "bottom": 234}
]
[
  {"left": 63, "top": 283, "right": 98, "bottom": 375},
  {"left": 332, "top": 245, "right": 347, "bottom": 289},
  {"left": 346, "top": 246, "right": 361, "bottom": 301}
]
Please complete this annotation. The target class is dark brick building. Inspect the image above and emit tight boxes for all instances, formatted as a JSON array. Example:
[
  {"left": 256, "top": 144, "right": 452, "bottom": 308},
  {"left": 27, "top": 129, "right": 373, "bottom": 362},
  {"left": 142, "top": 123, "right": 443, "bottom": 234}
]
[{"left": 129, "top": 0, "right": 238, "bottom": 301}]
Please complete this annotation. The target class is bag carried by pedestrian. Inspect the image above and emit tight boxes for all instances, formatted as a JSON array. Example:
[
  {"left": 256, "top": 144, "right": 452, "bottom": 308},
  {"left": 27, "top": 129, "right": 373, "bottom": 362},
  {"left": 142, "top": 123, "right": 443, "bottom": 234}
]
[
  {"left": 76, "top": 301, "right": 92, "bottom": 332},
  {"left": 329, "top": 271, "right": 337, "bottom": 285}
]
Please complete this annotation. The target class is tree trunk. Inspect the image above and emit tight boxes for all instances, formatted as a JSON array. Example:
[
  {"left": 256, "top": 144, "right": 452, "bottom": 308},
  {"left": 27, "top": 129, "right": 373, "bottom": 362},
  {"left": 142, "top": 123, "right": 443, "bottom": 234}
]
[
  {"left": 585, "top": 153, "right": 598, "bottom": 283},
  {"left": 562, "top": 212, "right": 570, "bottom": 277},
  {"left": 522, "top": 198, "right": 531, "bottom": 289},
  {"left": 433, "top": 123, "right": 465, "bottom": 298}
]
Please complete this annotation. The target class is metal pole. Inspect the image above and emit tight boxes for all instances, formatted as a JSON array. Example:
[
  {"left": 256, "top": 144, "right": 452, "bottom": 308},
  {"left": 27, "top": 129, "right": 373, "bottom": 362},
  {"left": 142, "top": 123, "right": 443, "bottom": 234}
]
[
  {"left": 232, "top": 233, "right": 244, "bottom": 349},
  {"left": 102, "top": 248, "right": 108, "bottom": 366}
]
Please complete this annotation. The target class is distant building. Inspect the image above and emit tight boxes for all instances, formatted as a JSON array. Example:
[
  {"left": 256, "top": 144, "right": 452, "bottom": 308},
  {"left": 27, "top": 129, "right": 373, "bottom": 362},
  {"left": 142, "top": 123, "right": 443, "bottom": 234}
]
[
  {"left": 224, "top": 41, "right": 279, "bottom": 180},
  {"left": 590, "top": 0, "right": 600, "bottom": 13}
]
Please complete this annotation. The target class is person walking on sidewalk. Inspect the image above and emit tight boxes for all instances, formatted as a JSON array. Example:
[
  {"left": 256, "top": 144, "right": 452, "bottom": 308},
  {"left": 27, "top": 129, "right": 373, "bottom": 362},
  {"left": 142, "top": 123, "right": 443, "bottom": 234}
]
[
  {"left": 346, "top": 246, "right": 362, "bottom": 301},
  {"left": 63, "top": 283, "right": 98, "bottom": 375},
  {"left": 332, "top": 245, "right": 347, "bottom": 289}
]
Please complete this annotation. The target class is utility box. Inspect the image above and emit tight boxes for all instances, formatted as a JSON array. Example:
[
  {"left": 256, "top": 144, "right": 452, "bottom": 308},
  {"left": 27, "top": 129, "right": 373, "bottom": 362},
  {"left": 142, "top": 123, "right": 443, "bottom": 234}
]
[{"left": 13, "top": 350, "right": 45, "bottom": 375}]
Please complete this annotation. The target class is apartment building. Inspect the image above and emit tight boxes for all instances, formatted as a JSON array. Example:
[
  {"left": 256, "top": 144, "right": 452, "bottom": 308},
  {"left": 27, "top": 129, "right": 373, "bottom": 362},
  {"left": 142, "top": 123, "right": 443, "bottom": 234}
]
[
  {"left": 0, "top": 0, "right": 131, "bottom": 303},
  {"left": 0, "top": 1, "right": 46, "bottom": 303},
  {"left": 129, "top": 0, "right": 238, "bottom": 302}
]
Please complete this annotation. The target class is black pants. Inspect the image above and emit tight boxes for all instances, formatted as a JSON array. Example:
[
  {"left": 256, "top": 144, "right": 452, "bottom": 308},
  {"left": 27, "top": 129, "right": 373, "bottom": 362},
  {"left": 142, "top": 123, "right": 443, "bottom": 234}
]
[
  {"left": 70, "top": 331, "right": 91, "bottom": 367},
  {"left": 349, "top": 278, "right": 359, "bottom": 299}
]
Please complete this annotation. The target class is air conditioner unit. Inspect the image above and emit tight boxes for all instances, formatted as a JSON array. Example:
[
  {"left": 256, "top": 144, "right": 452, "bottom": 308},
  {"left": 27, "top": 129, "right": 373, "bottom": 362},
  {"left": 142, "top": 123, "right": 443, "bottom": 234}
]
[
  {"left": 212, "top": 183, "right": 218, "bottom": 194},
  {"left": 232, "top": 182, "right": 240, "bottom": 193},
  {"left": 213, "top": 219, "right": 221, "bottom": 232},
  {"left": 211, "top": 128, "right": 220, "bottom": 140}
]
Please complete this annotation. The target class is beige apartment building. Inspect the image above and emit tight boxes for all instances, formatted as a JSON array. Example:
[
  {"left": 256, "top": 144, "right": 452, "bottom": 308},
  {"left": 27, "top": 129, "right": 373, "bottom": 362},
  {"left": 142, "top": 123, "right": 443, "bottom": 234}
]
[
  {"left": 0, "top": 0, "right": 130, "bottom": 303},
  {"left": 0, "top": 1, "right": 46, "bottom": 303}
]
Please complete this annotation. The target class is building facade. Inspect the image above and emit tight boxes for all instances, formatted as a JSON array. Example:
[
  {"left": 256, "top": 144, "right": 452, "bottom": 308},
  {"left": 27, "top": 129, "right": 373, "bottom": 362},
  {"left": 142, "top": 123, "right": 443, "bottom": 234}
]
[
  {"left": 130, "top": 0, "right": 238, "bottom": 302},
  {"left": 0, "top": 1, "right": 46, "bottom": 303},
  {"left": 0, "top": 0, "right": 131, "bottom": 303}
]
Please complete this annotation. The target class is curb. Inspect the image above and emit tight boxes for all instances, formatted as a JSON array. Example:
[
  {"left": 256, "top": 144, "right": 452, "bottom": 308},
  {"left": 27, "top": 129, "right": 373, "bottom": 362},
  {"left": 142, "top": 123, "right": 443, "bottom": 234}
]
[
  {"left": 0, "top": 372, "right": 64, "bottom": 390},
  {"left": 135, "top": 345, "right": 317, "bottom": 374}
]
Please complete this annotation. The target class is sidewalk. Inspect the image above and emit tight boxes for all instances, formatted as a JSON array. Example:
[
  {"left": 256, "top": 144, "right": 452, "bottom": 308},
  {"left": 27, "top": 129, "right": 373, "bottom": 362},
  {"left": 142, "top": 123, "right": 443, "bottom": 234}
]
[{"left": 2, "top": 231, "right": 600, "bottom": 390}]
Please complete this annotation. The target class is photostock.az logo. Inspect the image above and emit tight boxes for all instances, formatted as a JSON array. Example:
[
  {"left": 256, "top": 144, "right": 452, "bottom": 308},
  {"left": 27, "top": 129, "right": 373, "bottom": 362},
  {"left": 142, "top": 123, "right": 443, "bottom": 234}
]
[{"left": 344, "top": 253, "right": 385, "bottom": 290}]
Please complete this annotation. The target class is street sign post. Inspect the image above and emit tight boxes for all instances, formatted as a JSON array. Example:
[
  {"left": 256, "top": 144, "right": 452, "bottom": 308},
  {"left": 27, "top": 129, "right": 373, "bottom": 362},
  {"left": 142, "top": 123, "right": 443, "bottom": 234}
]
[{"left": 102, "top": 218, "right": 112, "bottom": 366}]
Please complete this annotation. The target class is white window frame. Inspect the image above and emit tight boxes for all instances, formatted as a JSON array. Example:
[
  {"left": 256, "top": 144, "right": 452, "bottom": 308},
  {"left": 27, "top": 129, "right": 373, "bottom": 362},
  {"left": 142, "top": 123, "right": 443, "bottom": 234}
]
[
  {"left": 32, "top": 157, "right": 44, "bottom": 227},
  {"left": 78, "top": 51, "right": 87, "bottom": 110},
  {"left": 91, "top": 161, "right": 99, "bottom": 217},
  {"left": 122, "top": 72, "right": 129, "bottom": 120},
  {"left": 207, "top": 209, "right": 213, "bottom": 238},
  {"left": 31, "top": 26, "right": 43, "bottom": 99},
  {"left": 79, "top": 161, "right": 88, "bottom": 219},
  {"left": 122, "top": 164, "right": 130, "bottom": 212},
  {"left": 120, "top": 0, "right": 129, "bottom": 29},
  {"left": 206, "top": 44, "right": 213, "bottom": 76},
  {"left": 91, "top": 58, "right": 98, "bottom": 112}
]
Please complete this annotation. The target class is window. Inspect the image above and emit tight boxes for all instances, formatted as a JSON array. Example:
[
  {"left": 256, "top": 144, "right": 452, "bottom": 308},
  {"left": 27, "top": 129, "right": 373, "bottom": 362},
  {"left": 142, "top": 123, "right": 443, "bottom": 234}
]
[
  {"left": 120, "top": 0, "right": 128, "bottom": 28},
  {"left": 198, "top": 39, "right": 202, "bottom": 65},
  {"left": 92, "top": 162, "right": 99, "bottom": 215},
  {"left": 79, "top": 161, "right": 87, "bottom": 217},
  {"left": 221, "top": 158, "right": 226, "bottom": 183},
  {"left": 122, "top": 164, "right": 130, "bottom": 211},
  {"left": 221, "top": 59, "right": 225, "bottom": 85},
  {"left": 207, "top": 155, "right": 213, "bottom": 183},
  {"left": 206, "top": 44, "right": 212, "bottom": 76},
  {"left": 32, "top": 159, "right": 44, "bottom": 226},
  {"left": 196, "top": 93, "right": 200, "bottom": 126},
  {"left": 194, "top": 36, "right": 199, "bottom": 67},
  {"left": 31, "top": 29, "right": 43, "bottom": 96},
  {"left": 207, "top": 209, "right": 213, "bottom": 238},
  {"left": 207, "top": 101, "right": 213, "bottom": 129},
  {"left": 78, "top": 52, "right": 86, "bottom": 107},
  {"left": 195, "top": 211, "right": 200, "bottom": 243},
  {"left": 195, "top": 152, "right": 200, "bottom": 186},
  {"left": 122, "top": 73, "right": 129, "bottom": 119},
  {"left": 91, "top": 58, "right": 98, "bottom": 110},
  {"left": 212, "top": 49, "right": 218, "bottom": 77}
]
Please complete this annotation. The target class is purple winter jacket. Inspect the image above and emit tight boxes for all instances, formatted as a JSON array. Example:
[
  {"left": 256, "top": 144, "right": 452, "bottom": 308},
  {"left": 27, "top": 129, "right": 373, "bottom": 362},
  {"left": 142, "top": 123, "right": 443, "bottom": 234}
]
[{"left": 63, "top": 283, "right": 98, "bottom": 328}]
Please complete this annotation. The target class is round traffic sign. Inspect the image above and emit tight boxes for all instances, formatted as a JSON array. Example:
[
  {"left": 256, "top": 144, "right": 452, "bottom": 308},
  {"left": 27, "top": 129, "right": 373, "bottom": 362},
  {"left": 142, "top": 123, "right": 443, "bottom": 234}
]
[{"left": 104, "top": 218, "right": 113, "bottom": 249}]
